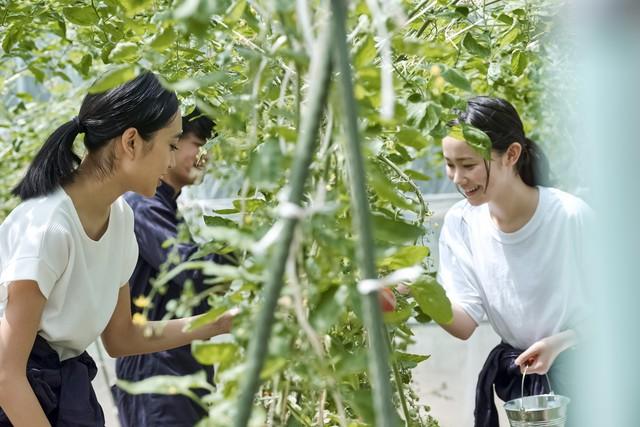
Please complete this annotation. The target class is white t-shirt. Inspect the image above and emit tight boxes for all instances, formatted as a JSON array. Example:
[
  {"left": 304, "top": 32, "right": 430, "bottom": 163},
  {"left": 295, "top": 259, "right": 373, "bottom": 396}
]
[
  {"left": 0, "top": 188, "right": 138, "bottom": 361},
  {"left": 437, "top": 186, "right": 590, "bottom": 349}
]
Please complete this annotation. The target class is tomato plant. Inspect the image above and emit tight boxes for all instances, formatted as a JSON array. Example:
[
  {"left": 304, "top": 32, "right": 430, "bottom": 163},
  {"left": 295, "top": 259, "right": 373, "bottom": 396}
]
[{"left": 0, "top": 0, "right": 567, "bottom": 425}]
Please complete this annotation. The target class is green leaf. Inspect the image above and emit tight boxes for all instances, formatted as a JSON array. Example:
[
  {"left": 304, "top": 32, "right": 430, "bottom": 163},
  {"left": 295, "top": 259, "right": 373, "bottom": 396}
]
[
  {"left": 212, "top": 208, "right": 240, "bottom": 215},
  {"left": 89, "top": 65, "right": 139, "bottom": 94},
  {"left": 404, "top": 169, "right": 430, "bottom": 181},
  {"left": 354, "top": 36, "right": 377, "bottom": 68},
  {"left": 396, "top": 127, "right": 429, "bottom": 150},
  {"left": 462, "top": 124, "right": 492, "bottom": 160},
  {"left": 378, "top": 246, "right": 429, "bottom": 270},
  {"left": 204, "top": 215, "right": 237, "bottom": 229},
  {"left": 310, "top": 286, "right": 348, "bottom": 333},
  {"left": 410, "top": 276, "right": 452, "bottom": 324},
  {"left": 383, "top": 306, "right": 413, "bottom": 324},
  {"left": 62, "top": 6, "right": 99, "bottom": 26},
  {"left": 120, "top": 0, "right": 154, "bottom": 14},
  {"left": 27, "top": 65, "right": 45, "bottom": 83},
  {"left": 150, "top": 27, "right": 177, "bottom": 50},
  {"left": 422, "top": 42, "right": 455, "bottom": 59},
  {"left": 116, "top": 370, "right": 213, "bottom": 396},
  {"left": 165, "top": 72, "right": 230, "bottom": 92},
  {"left": 368, "top": 163, "right": 415, "bottom": 211},
  {"left": 1, "top": 24, "right": 20, "bottom": 53},
  {"left": 185, "top": 306, "right": 228, "bottom": 332},
  {"left": 371, "top": 214, "right": 425, "bottom": 244},
  {"left": 423, "top": 102, "right": 441, "bottom": 132},
  {"left": 260, "top": 357, "right": 288, "bottom": 380},
  {"left": 225, "top": 0, "right": 247, "bottom": 25},
  {"left": 500, "top": 27, "right": 521, "bottom": 48},
  {"left": 192, "top": 341, "right": 240, "bottom": 366},
  {"left": 109, "top": 42, "right": 140, "bottom": 62},
  {"left": 247, "top": 138, "right": 284, "bottom": 187},
  {"left": 394, "top": 351, "right": 430, "bottom": 369},
  {"left": 79, "top": 54, "right": 93, "bottom": 76},
  {"left": 273, "top": 125, "right": 297, "bottom": 142},
  {"left": 232, "top": 198, "right": 266, "bottom": 213},
  {"left": 335, "top": 351, "right": 368, "bottom": 378},
  {"left": 511, "top": 49, "right": 528, "bottom": 76},
  {"left": 200, "top": 226, "right": 256, "bottom": 251},
  {"left": 497, "top": 13, "right": 513, "bottom": 25},
  {"left": 448, "top": 123, "right": 492, "bottom": 160},
  {"left": 154, "top": 260, "right": 248, "bottom": 287},
  {"left": 442, "top": 68, "right": 471, "bottom": 91},
  {"left": 462, "top": 33, "right": 490, "bottom": 58}
]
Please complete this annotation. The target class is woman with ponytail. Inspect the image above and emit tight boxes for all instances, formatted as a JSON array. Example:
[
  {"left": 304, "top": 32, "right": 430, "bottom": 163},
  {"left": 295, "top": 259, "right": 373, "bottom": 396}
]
[
  {"left": 0, "top": 72, "right": 234, "bottom": 426},
  {"left": 435, "top": 96, "right": 589, "bottom": 427}
]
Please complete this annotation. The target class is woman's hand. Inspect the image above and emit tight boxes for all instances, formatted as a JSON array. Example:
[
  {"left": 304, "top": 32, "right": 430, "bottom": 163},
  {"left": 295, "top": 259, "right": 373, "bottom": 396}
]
[
  {"left": 515, "top": 329, "right": 577, "bottom": 375},
  {"left": 208, "top": 307, "right": 239, "bottom": 336}
]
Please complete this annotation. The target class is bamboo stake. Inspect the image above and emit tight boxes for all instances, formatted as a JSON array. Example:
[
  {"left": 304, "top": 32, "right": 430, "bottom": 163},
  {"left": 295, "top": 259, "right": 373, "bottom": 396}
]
[
  {"left": 330, "top": 0, "right": 398, "bottom": 425},
  {"left": 232, "top": 22, "right": 334, "bottom": 427}
]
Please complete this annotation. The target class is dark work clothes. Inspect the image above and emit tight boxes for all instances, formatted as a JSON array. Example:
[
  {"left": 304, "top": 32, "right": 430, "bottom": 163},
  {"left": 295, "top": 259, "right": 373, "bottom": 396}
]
[
  {"left": 0, "top": 335, "right": 104, "bottom": 427},
  {"left": 114, "top": 181, "right": 224, "bottom": 427},
  {"left": 475, "top": 341, "right": 575, "bottom": 427}
]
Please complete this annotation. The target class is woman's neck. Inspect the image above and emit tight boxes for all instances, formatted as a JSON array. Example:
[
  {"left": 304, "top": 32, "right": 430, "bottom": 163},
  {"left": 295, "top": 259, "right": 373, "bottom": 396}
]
[
  {"left": 63, "top": 170, "right": 125, "bottom": 240},
  {"left": 488, "top": 180, "right": 539, "bottom": 233}
]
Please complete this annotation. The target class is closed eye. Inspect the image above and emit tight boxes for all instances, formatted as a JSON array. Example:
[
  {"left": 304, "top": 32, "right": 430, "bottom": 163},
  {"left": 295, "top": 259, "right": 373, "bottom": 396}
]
[{"left": 170, "top": 144, "right": 179, "bottom": 152}]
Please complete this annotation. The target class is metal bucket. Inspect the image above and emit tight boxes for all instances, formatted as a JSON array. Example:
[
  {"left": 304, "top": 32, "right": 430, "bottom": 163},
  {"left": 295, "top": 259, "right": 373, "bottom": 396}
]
[
  {"left": 504, "top": 394, "right": 570, "bottom": 427},
  {"left": 503, "top": 366, "right": 570, "bottom": 427}
]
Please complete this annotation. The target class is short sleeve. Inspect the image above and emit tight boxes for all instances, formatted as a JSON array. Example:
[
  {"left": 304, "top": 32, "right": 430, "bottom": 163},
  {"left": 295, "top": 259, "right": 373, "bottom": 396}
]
[
  {"left": 436, "top": 209, "right": 485, "bottom": 324},
  {"left": 0, "top": 222, "right": 70, "bottom": 300}
]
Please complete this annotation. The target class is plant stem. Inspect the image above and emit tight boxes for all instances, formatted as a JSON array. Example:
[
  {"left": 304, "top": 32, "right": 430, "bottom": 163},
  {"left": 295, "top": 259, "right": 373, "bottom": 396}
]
[
  {"left": 378, "top": 155, "right": 429, "bottom": 226},
  {"left": 386, "top": 330, "right": 411, "bottom": 426},
  {"left": 232, "top": 23, "right": 334, "bottom": 427},
  {"left": 330, "top": 0, "right": 397, "bottom": 426}
]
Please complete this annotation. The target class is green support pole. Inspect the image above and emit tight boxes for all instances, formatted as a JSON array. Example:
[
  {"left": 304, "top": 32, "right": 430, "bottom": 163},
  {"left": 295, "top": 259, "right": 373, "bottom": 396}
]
[
  {"left": 330, "top": 0, "right": 398, "bottom": 426},
  {"left": 232, "top": 25, "right": 334, "bottom": 427}
]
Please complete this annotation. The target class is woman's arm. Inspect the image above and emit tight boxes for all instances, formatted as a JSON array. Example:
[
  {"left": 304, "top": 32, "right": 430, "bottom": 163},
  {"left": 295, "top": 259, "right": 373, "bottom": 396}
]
[
  {"left": 101, "top": 284, "right": 235, "bottom": 357},
  {"left": 515, "top": 329, "right": 577, "bottom": 375},
  {"left": 437, "top": 303, "right": 478, "bottom": 340},
  {"left": 0, "top": 281, "right": 51, "bottom": 427}
]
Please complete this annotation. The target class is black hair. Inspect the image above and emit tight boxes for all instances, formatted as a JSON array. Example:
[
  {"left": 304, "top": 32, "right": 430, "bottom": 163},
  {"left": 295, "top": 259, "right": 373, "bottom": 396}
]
[
  {"left": 450, "top": 96, "right": 550, "bottom": 187},
  {"left": 12, "top": 71, "right": 179, "bottom": 200},
  {"left": 181, "top": 107, "right": 215, "bottom": 141}
]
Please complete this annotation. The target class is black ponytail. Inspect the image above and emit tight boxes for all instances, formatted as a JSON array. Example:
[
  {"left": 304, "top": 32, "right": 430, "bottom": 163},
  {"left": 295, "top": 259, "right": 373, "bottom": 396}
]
[
  {"left": 520, "top": 137, "right": 550, "bottom": 187},
  {"left": 451, "top": 96, "right": 550, "bottom": 187},
  {"left": 12, "top": 120, "right": 83, "bottom": 199},
  {"left": 12, "top": 71, "right": 179, "bottom": 200}
]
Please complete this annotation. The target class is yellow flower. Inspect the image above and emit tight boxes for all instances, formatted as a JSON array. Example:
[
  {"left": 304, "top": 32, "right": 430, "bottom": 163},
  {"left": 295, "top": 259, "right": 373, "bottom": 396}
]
[
  {"left": 133, "top": 295, "right": 151, "bottom": 308},
  {"left": 132, "top": 312, "right": 148, "bottom": 326}
]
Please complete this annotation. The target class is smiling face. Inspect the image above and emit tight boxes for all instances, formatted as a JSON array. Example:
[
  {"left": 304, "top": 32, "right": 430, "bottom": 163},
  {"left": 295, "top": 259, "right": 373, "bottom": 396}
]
[
  {"left": 442, "top": 136, "right": 491, "bottom": 205},
  {"left": 163, "top": 131, "right": 208, "bottom": 191},
  {"left": 442, "top": 136, "right": 525, "bottom": 206}
]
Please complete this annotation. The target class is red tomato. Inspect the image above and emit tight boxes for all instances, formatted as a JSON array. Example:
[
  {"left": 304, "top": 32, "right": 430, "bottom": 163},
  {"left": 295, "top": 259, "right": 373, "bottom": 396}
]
[{"left": 378, "top": 287, "right": 397, "bottom": 313}]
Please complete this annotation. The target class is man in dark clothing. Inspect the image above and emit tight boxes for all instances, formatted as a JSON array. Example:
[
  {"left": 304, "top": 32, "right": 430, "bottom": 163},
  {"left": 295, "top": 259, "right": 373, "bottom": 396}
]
[{"left": 113, "top": 109, "right": 225, "bottom": 427}]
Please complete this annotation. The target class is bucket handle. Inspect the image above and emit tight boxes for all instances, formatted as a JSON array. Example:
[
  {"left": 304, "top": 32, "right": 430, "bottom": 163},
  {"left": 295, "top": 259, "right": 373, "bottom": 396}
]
[{"left": 520, "top": 364, "right": 554, "bottom": 411}]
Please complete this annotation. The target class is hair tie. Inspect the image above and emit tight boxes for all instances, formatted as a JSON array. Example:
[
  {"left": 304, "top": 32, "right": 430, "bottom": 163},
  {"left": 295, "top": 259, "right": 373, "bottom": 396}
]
[{"left": 72, "top": 116, "right": 86, "bottom": 134}]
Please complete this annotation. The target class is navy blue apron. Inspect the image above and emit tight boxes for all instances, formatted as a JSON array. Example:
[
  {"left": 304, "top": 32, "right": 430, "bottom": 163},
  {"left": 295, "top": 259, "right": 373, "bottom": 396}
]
[
  {"left": 0, "top": 335, "right": 104, "bottom": 426},
  {"left": 475, "top": 341, "right": 576, "bottom": 427}
]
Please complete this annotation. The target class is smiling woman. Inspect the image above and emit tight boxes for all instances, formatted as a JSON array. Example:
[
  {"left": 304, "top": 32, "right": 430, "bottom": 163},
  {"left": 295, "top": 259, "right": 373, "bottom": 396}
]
[
  {"left": 0, "top": 71, "right": 235, "bottom": 427},
  {"left": 435, "top": 96, "right": 589, "bottom": 427}
]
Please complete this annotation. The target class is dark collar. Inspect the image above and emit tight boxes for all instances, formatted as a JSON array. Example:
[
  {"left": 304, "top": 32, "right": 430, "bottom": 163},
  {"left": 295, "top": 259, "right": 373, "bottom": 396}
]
[{"left": 157, "top": 180, "right": 180, "bottom": 208}]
